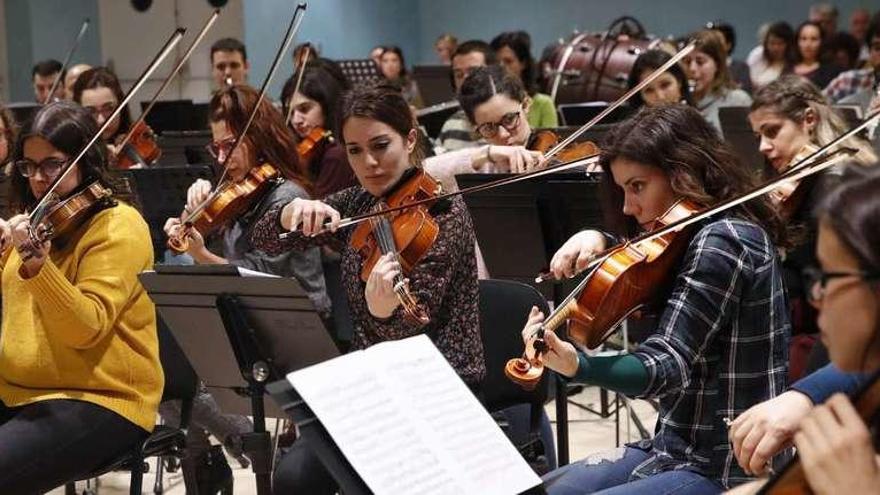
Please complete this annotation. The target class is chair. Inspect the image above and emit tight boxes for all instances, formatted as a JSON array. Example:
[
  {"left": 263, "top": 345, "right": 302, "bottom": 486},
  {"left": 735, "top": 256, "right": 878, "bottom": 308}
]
[
  {"left": 478, "top": 279, "right": 557, "bottom": 471},
  {"left": 64, "top": 316, "right": 199, "bottom": 495}
]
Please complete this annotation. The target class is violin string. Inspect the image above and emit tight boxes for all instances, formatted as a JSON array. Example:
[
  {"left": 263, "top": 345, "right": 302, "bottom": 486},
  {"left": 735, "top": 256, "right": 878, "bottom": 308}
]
[
  {"left": 30, "top": 29, "right": 186, "bottom": 223},
  {"left": 118, "top": 10, "right": 221, "bottom": 152}
]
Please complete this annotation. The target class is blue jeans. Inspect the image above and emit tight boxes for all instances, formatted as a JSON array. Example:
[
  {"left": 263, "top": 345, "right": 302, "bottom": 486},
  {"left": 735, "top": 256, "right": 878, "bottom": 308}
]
[{"left": 542, "top": 446, "right": 723, "bottom": 495}]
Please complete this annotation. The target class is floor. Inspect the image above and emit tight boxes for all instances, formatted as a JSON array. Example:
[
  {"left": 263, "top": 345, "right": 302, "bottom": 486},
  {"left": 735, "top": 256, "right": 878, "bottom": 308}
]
[{"left": 50, "top": 386, "right": 659, "bottom": 494}]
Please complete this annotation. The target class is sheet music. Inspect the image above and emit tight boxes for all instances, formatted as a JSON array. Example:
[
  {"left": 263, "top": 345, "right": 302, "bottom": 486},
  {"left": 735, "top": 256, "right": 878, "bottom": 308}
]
[
  {"left": 235, "top": 266, "right": 278, "bottom": 278},
  {"left": 287, "top": 335, "right": 541, "bottom": 495}
]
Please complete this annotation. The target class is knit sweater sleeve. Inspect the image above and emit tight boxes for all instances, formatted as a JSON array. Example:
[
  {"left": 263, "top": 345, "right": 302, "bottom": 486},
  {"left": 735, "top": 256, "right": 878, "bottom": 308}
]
[{"left": 21, "top": 206, "right": 153, "bottom": 349}]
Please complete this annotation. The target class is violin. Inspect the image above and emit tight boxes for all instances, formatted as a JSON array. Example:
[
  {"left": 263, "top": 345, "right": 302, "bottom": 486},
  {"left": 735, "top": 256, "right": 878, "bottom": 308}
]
[
  {"left": 770, "top": 144, "right": 820, "bottom": 220},
  {"left": 349, "top": 168, "right": 442, "bottom": 324},
  {"left": 115, "top": 121, "right": 161, "bottom": 169},
  {"left": 296, "top": 126, "right": 332, "bottom": 164},
  {"left": 167, "top": 163, "right": 281, "bottom": 253},
  {"left": 757, "top": 373, "right": 880, "bottom": 494},
  {"left": 530, "top": 130, "right": 600, "bottom": 165},
  {"left": 506, "top": 199, "right": 700, "bottom": 389}
]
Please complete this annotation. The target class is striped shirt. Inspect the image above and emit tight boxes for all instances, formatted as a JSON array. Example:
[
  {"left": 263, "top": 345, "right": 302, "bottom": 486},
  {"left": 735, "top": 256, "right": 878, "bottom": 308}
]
[{"left": 629, "top": 216, "right": 790, "bottom": 488}]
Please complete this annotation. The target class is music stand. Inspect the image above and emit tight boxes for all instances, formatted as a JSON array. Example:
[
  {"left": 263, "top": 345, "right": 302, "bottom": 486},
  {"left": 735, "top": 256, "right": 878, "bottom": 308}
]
[
  {"left": 140, "top": 265, "right": 341, "bottom": 495},
  {"left": 336, "top": 59, "right": 382, "bottom": 85},
  {"left": 141, "top": 100, "right": 208, "bottom": 133},
  {"left": 267, "top": 380, "right": 371, "bottom": 495},
  {"left": 719, "top": 107, "right": 766, "bottom": 174},
  {"left": 156, "top": 130, "right": 213, "bottom": 166},
  {"left": 6, "top": 102, "right": 41, "bottom": 127},
  {"left": 113, "top": 165, "right": 215, "bottom": 259},
  {"left": 557, "top": 102, "right": 634, "bottom": 126},
  {"left": 412, "top": 65, "right": 454, "bottom": 106}
]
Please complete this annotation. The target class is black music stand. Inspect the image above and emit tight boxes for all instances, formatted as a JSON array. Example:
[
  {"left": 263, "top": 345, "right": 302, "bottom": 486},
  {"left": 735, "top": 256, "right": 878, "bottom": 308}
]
[
  {"left": 456, "top": 171, "right": 603, "bottom": 466},
  {"left": 412, "top": 64, "right": 454, "bottom": 106},
  {"left": 336, "top": 59, "right": 382, "bottom": 85},
  {"left": 114, "top": 165, "right": 214, "bottom": 259},
  {"left": 140, "top": 265, "right": 341, "bottom": 495}
]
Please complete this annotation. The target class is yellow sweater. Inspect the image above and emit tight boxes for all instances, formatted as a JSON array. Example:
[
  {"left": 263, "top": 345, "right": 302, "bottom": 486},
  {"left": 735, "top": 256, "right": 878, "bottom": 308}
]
[{"left": 0, "top": 202, "right": 163, "bottom": 432}]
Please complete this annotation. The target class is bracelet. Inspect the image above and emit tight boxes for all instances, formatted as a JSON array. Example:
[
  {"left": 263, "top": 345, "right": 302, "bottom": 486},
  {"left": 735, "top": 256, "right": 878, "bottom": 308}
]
[{"left": 485, "top": 145, "right": 496, "bottom": 165}]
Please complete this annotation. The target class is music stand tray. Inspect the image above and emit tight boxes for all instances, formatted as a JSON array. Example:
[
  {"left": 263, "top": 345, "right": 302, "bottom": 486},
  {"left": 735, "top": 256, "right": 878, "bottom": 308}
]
[{"left": 140, "top": 265, "right": 340, "bottom": 495}]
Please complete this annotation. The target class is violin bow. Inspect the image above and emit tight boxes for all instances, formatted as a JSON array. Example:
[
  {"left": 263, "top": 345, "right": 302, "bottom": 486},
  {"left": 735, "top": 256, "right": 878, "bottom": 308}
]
[
  {"left": 46, "top": 18, "right": 90, "bottom": 103},
  {"left": 285, "top": 44, "right": 312, "bottom": 126},
  {"left": 30, "top": 29, "right": 187, "bottom": 223},
  {"left": 211, "top": 3, "right": 307, "bottom": 188},
  {"left": 538, "top": 40, "right": 696, "bottom": 164},
  {"left": 116, "top": 9, "right": 221, "bottom": 153}
]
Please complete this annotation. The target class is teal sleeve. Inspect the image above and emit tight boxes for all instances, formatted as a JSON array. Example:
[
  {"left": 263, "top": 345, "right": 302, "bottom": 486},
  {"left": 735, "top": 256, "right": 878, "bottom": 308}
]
[{"left": 571, "top": 352, "right": 650, "bottom": 396}]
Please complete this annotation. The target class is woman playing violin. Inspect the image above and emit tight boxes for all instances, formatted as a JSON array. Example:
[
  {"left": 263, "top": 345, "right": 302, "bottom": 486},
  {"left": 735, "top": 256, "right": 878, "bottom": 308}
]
[
  {"left": 423, "top": 65, "right": 547, "bottom": 193},
  {"left": 749, "top": 75, "right": 877, "bottom": 378},
  {"left": 531, "top": 104, "right": 790, "bottom": 493},
  {"left": 280, "top": 59, "right": 357, "bottom": 198},
  {"left": 250, "top": 81, "right": 485, "bottom": 494},
  {"left": 164, "top": 84, "right": 331, "bottom": 315},
  {"left": 627, "top": 48, "right": 694, "bottom": 109},
  {"left": 0, "top": 102, "right": 162, "bottom": 493},
  {"left": 727, "top": 166, "right": 880, "bottom": 495},
  {"left": 72, "top": 67, "right": 155, "bottom": 169}
]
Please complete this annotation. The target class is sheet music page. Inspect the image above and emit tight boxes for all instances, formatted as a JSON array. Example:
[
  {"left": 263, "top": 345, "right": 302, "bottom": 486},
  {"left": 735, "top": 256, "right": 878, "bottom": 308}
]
[
  {"left": 235, "top": 266, "right": 278, "bottom": 278},
  {"left": 287, "top": 335, "right": 541, "bottom": 495}
]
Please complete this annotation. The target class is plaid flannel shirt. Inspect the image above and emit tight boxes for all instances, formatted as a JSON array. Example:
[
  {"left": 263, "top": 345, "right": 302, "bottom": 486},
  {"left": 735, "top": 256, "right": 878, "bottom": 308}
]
[
  {"left": 823, "top": 68, "right": 877, "bottom": 103},
  {"left": 629, "top": 217, "right": 790, "bottom": 488}
]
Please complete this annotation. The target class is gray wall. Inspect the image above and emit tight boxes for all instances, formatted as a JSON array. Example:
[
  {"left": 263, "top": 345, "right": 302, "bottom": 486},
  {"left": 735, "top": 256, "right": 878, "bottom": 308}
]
[{"left": 4, "top": 0, "right": 101, "bottom": 102}]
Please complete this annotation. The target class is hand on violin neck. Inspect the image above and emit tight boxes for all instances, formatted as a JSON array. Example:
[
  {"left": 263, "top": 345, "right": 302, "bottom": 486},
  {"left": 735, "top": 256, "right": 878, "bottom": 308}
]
[
  {"left": 473, "top": 145, "right": 544, "bottom": 174},
  {"left": 280, "top": 198, "right": 341, "bottom": 237},
  {"left": 549, "top": 230, "right": 607, "bottom": 279},
  {"left": 365, "top": 253, "right": 404, "bottom": 319},
  {"left": 520, "top": 306, "right": 579, "bottom": 377}
]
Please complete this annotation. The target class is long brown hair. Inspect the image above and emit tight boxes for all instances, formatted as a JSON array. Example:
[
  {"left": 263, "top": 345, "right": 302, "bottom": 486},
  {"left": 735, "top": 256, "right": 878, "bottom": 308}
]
[
  {"left": 599, "top": 104, "right": 787, "bottom": 246},
  {"left": 751, "top": 75, "right": 878, "bottom": 167},
  {"left": 691, "top": 29, "right": 736, "bottom": 97},
  {"left": 209, "top": 84, "right": 311, "bottom": 192}
]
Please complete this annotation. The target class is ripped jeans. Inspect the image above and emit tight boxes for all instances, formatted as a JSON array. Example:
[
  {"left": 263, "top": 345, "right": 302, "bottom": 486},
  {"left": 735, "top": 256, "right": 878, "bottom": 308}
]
[{"left": 541, "top": 446, "right": 723, "bottom": 495}]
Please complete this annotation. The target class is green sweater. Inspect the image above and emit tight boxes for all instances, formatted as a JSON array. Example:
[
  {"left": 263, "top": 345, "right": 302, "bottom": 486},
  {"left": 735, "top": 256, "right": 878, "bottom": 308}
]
[{"left": 527, "top": 93, "right": 558, "bottom": 129}]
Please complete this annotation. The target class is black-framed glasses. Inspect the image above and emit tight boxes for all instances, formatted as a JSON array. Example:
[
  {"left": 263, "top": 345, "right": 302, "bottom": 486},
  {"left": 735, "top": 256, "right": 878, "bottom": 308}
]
[
  {"left": 205, "top": 136, "right": 237, "bottom": 161},
  {"left": 474, "top": 106, "right": 523, "bottom": 138},
  {"left": 14, "top": 157, "right": 68, "bottom": 178},
  {"left": 815, "top": 270, "right": 880, "bottom": 300}
]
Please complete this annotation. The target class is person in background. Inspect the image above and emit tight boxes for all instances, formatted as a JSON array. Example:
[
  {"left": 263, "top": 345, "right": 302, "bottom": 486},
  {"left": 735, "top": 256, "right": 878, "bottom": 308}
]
[
  {"left": 436, "top": 40, "right": 496, "bottom": 152},
  {"left": 434, "top": 33, "right": 458, "bottom": 65},
  {"left": 710, "top": 20, "right": 753, "bottom": 93},
  {"left": 848, "top": 7, "right": 872, "bottom": 64},
  {"left": 72, "top": 67, "right": 133, "bottom": 169},
  {"left": 826, "top": 32, "right": 862, "bottom": 71},
  {"left": 0, "top": 103, "right": 17, "bottom": 176},
  {"left": 749, "top": 22, "right": 796, "bottom": 89},
  {"left": 626, "top": 49, "right": 694, "bottom": 109},
  {"left": 791, "top": 21, "right": 842, "bottom": 89},
  {"left": 809, "top": 3, "right": 839, "bottom": 42},
  {"left": 292, "top": 42, "right": 319, "bottom": 69},
  {"left": 379, "top": 45, "right": 423, "bottom": 108},
  {"left": 32, "top": 59, "right": 64, "bottom": 104},
  {"left": 490, "top": 31, "right": 558, "bottom": 128},
  {"left": 824, "top": 16, "right": 880, "bottom": 109},
  {"left": 62, "top": 63, "right": 91, "bottom": 101},
  {"left": 684, "top": 29, "right": 752, "bottom": 135},
  {"left": 210, "top": 37, "right": 249, "bottom": 88}
]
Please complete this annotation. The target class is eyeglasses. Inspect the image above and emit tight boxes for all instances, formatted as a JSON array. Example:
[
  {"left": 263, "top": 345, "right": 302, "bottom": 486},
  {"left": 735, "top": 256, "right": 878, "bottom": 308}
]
[
  {"left": 205, "top": 136, "right": 237, "bottom": 162},
  {"left": 814, "top": 270, "right": 880, "bottom": 301},
  {"left": 15, "top": 157, "right": 68, "bottom": 178},
  {"left": 84, "top": 102, "right": 118, "bottom": 120},
  {"left": 474, "top": 107, "right": 523, "bottom": 139}
]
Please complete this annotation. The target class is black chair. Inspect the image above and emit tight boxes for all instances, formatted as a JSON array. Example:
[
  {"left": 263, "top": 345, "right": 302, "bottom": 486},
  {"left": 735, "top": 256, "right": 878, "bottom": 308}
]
[
  {"left": 64, "top": 316, "right": 199, "bottom": 495},
  {"left": 478, "top": 279, "right": 556, "bottom": 471}
]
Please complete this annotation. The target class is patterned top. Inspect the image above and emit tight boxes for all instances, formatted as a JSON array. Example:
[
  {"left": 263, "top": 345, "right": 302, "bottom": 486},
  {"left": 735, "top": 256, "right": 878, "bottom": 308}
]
[
  {"left": 249, "top": 170, "right": 486, "bottom": 385},
  {"left": 437, "top": 109, "right": 482, "bottom": 153},
  {"left": 823, "top": 68, "right": 877, "bottom": 103},
  {"left": 629, "top": 217, "right": 790, "bottom": 488}
]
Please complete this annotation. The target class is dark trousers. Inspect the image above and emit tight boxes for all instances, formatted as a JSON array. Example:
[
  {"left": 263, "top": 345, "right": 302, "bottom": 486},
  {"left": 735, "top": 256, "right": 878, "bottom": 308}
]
[{"left": 0, "top": 398, "right": 148, "bottom": 495}]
